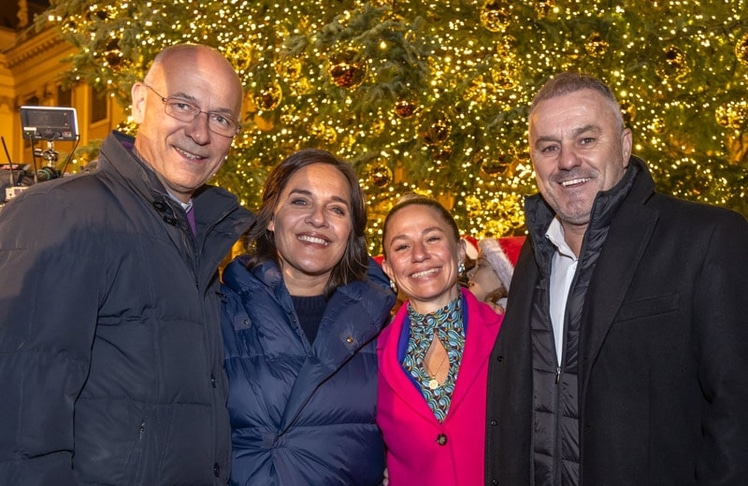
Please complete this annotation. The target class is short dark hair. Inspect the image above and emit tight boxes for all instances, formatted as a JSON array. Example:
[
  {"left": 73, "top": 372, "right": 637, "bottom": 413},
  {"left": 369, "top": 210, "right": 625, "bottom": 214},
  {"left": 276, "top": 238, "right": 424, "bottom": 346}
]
[
  {"left": 244, "top": 148, "right": 369, "bottom": 296},
  {"left": 530, "top": 72, "right": 624, "bottom": 131},
  {"left": 381, "top": 194, "right": 460, "bottom": 258}
]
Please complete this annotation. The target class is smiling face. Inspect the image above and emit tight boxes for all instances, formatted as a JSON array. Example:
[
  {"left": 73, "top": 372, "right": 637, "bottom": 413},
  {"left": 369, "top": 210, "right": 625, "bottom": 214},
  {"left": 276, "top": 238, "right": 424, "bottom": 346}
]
[
  {"left": 382, "top": 203, "right": 465, "bottom": 314},
  {"left": 268, "top": 163, "right": 353, "bottom": 296},
  {"left": 529, "top": 88, "right": 632, "bottom": 234},
  {"left": 131, "top": 45, "right": 243, "bottom": 202}
]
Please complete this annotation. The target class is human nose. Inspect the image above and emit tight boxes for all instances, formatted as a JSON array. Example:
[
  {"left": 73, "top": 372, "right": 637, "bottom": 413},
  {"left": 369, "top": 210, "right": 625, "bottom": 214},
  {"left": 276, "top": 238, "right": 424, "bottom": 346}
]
[
  {"left": 184, "top": 111, "right": 211, "bottom": 144},
  {"left": 305, "top": 205, "right": 328, "bottom": 227},
  {"left": 557, "top": 143, "right": 581, "bottom": 170},
  {"left": 466, "top": 265, "right": 476, "bottom": 279},
  {"left": 411, "top": 241, "right": 429, "bottom": 262}
]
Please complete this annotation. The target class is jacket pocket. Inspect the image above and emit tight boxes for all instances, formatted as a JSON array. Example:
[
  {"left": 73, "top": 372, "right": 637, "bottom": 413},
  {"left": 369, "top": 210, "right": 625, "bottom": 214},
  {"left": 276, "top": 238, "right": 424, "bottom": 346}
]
[{"left": 616, "top": 293, "right": 679, "bottom": 322}]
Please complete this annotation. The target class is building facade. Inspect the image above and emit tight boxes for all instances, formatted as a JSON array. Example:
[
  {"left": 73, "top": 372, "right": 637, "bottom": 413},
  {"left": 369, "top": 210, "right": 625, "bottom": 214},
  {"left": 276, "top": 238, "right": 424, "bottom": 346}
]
[{"left": 1, "top": 0, "right": 124, "bottom": 173}]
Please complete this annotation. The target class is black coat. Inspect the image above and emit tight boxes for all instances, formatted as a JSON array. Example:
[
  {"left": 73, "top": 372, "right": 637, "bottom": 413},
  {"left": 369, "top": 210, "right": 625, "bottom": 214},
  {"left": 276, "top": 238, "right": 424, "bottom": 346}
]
[
  {"left": 485, "top": 157, "right": 748, "bottom": 485},
  {"left": 0, "top": 132, "right": 254, "bottom": 485}
]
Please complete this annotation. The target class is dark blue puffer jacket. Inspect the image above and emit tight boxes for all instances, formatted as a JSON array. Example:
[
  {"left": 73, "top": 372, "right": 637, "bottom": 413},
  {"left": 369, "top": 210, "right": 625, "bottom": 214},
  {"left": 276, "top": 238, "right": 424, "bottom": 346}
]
[{"left": 221, "top": 256, "right": 395, "bottom": 486}]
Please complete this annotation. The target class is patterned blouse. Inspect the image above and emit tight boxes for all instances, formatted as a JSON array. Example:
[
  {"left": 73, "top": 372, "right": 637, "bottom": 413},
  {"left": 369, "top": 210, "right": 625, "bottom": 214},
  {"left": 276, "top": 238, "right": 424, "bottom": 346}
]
[{"left": 402, "top": 295, "right": 466, "bottom": 422}]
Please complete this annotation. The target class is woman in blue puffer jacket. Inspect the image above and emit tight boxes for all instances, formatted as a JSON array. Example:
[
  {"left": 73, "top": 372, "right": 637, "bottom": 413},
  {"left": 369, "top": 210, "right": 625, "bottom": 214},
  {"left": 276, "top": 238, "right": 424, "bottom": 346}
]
[{"left": 221, "top": 148, "right": 395, "bottom": 485}]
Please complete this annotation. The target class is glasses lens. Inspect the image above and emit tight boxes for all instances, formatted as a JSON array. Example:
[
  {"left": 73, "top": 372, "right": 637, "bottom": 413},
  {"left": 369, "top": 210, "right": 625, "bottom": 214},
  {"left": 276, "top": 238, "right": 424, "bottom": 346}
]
[
  {"left": 208, "top": 114, "right": 238, "bottom": 137},
  {"left": 164, "top": 100, "right": 197, "bottom": 123},
  {"left": 164, "top": 100, "right": 237, "bottom": 137}
]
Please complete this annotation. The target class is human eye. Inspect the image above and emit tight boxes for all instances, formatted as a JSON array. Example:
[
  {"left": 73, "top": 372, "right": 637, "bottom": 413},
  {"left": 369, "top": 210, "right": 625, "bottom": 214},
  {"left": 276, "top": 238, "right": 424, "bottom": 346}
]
[
  {"left": 579, "top": 136, "right": 597, "bottom": 146},
  {"left": 393, "top": 243, "right": 409, "bottom": 252},
  {"left": 209, "top": 112, "right": 234, "bottom": 129},
  {"left": 290, "top": 197, "right": 308, "bottom": 206},
  {"left": 330, "top": 205, "right": 348, "bottom": 216},
  {"left": 168, "top": 99, "right": 197, "bottom": 114},
  {"left": 538, "top": 143, "right": 558, "bottom": 155}
]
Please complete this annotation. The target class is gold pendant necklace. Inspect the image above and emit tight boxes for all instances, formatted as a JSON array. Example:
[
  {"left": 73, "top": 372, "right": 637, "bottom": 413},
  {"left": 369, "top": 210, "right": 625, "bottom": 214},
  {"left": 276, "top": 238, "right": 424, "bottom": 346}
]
[{"left": 424, "top": 343, "right": 449, "bottom": 390}]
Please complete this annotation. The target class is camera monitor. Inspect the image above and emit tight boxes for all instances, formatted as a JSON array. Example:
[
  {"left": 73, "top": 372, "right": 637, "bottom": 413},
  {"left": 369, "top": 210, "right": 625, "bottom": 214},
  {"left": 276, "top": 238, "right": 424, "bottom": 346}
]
[{"left": 20, "top": 106, "right": 79, "bottom": 141}]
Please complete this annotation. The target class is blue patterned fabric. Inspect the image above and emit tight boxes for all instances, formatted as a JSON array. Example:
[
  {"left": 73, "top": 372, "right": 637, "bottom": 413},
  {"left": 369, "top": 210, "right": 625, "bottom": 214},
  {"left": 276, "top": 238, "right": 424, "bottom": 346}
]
[{"left": 402, "top": 296, "right": 465, "bottom": 422}]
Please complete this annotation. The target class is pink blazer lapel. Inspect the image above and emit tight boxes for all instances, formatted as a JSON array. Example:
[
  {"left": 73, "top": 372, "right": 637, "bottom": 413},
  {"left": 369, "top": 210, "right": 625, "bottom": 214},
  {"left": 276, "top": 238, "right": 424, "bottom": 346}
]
[
  {"left": 448, "top": 289, "right": 502, "bottom": 412},
  {"left": 378, "top": 307, "right": 437, "bottom": 423}
]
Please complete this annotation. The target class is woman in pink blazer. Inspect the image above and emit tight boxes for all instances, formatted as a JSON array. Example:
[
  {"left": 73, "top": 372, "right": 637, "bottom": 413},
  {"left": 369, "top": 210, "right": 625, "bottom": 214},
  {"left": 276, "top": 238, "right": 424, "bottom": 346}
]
[{"left": 377, "top": 195, "right": 503, "bottom": 485}]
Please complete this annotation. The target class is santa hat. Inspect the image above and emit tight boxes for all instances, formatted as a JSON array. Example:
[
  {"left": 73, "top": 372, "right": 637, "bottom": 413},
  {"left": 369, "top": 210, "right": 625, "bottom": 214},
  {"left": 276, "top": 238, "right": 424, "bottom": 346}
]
[
  {"left": 461, "top": 235, "right": 480, "bottom": 260},
  {"left": 478, "top": 236, "right": 526, "bottom": 291}
]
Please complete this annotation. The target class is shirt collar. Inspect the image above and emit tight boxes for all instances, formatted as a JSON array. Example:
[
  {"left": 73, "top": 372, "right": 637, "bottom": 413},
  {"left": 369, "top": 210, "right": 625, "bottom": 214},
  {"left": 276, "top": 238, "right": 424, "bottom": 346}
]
[{"left": 546, "top": 217, "right": 577, "bottom": 260}]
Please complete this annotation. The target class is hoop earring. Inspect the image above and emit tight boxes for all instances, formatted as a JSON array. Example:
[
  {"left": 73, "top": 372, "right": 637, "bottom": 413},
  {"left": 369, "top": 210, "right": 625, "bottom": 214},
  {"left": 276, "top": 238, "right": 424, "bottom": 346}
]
[{"left": 389, "top": 279, "right": 398, "bottom": 294}]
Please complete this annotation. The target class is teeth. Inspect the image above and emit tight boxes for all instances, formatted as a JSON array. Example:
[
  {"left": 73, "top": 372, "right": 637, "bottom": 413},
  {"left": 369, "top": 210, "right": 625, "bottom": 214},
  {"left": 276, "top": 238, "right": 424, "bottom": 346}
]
[
  {"left": 298, "top": 235, "right": 328, "bottom": 245},
  {"left": 177, "top": 147, "right": 202, "bottom": 160},
  {"left": 561, "top": 178, "right": 589, "bottom": 187},
  {"left": 411, "top": 268, "right": 438, "bottom": 278}
]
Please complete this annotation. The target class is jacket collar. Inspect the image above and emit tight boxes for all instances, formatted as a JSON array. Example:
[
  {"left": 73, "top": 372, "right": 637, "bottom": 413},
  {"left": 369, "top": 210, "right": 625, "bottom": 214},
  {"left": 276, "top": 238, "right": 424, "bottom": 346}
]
[{"left": 524, "top": 156, "right": 646, "bottom": 270}]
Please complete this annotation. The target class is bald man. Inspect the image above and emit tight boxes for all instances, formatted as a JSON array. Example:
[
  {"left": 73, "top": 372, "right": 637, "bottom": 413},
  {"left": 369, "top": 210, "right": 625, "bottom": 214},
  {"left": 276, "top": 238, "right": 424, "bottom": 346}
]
[{"left": 0, "top": 44, "right": 255, "bottom": 485}]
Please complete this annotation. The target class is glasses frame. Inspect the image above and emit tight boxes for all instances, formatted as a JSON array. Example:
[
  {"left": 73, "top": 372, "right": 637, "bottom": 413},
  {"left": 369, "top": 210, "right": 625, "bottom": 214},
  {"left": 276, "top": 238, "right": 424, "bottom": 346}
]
[{"left": 143, "top": 84, "right": 240, "bottom": 138}]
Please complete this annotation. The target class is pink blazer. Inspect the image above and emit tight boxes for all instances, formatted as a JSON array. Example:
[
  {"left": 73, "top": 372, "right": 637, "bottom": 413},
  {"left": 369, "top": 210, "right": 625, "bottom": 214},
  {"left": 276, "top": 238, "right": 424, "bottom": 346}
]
[{"left": 377, "top": 288, "right": 503, "bottom": 485}]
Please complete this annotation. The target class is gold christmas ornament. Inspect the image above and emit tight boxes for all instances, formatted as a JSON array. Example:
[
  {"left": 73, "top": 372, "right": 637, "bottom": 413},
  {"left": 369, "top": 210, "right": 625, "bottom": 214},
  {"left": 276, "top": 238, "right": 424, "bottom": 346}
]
[
  {"left": 430, "top": 144, "right": 453, "bottom": 163},
  {"left": 310, "top": 124, "right": 338, "bottom": 145},
  {"left": 275, "top": 56, "right": 303, "bottom": 80},
  {"left": 369, "top": 162, "right": 393, "bottom": 188},
  {"left": 495, "top": 35, "right": 517, "bottom": 58},
  {"left": 585, "top": 33, "right": 609, "bottom": 58},
  {"left": 103, "top": 39, "right": 123, "bottom": 68},
  {"left": 481, "top": 152, "right": 514, "bottom": 175},
  {"left": 224, "top": 44, "right": 253, "bottom": 73},
  {"left": 394, "top": 99, "right": 418, "bottom": 118},
  {"left": 735, "top": 32, "right": 748, "bottom": 67},
  {"left": 419, "top": 112, "right": 452, "bottom": 146},
  {"left": 656, "top": 46, "right": 690, "bottom": 81},
  {"left": 254, "top": 81, "right": 282, "bottom": 111},
  {"left": 491, "top": 60, "right": 519, "bottom": 90},
  {"left": 480, "top": 0, "right": 511, "bottom": 33},
  {"left": 328, "top": 48, "right": 367, "bottom": 89}
]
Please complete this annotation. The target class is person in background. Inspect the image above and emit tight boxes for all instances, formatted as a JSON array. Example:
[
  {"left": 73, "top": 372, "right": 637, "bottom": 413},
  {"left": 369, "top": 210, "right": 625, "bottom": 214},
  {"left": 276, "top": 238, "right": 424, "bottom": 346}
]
[
  {"left": 466, "top": 235, "right": 525, "bottom": 311},
  {"left": 220, "top": 148, "right": 395, "bottom": 485},
  {"left": 485, "top": 72, "right": 748, "bottom": 485},
  {"left": 377, "top": 195, "right": 502, "bottom": 485},
  {"left": 0, "top": 44, "right": 253, "bottom": 485},
  {"left": 458, "top": 235, "right": 480, "bottom": 287}
]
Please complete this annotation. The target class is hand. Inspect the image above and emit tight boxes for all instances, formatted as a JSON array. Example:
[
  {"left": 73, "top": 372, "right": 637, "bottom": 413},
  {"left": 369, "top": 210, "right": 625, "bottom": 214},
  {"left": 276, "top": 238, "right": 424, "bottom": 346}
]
[{"left": 486, "top": 301, "right": 506, "bottom": 315}]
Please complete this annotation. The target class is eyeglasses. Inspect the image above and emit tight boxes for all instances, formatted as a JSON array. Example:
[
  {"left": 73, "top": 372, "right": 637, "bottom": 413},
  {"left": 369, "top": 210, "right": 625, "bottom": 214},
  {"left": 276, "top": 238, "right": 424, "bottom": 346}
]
[{"left": 143, "top": 84, "right": 240, "bottom": 138}]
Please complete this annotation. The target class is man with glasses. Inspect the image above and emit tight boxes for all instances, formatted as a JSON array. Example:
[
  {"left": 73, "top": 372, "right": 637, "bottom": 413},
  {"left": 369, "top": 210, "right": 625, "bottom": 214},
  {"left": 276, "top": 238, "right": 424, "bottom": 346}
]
[{"left": 0, "top": 43, "right": 254, "bottom": 485}]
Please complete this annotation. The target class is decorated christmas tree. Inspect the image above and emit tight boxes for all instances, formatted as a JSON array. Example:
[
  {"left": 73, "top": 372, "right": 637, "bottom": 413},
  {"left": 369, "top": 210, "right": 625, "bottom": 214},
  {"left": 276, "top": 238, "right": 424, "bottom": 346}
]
[{"left": 42, "top": 0, "right": 748, "bottom": 250}]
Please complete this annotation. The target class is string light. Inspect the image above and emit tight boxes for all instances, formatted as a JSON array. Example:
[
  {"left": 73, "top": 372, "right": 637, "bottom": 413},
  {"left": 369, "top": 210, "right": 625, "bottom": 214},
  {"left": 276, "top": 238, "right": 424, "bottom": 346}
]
[{"left": 46, "top": 0, "right": 748, "bottom": 252}]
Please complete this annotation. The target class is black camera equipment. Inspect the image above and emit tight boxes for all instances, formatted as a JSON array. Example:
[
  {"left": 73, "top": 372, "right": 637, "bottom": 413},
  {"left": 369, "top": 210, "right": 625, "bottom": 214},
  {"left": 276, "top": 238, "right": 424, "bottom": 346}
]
[
  {"left": 1, "top": 136, "right": 34, "bottom": 204},
  {"left": 20, "top": 106, "right": 80, "bottom": 185}
]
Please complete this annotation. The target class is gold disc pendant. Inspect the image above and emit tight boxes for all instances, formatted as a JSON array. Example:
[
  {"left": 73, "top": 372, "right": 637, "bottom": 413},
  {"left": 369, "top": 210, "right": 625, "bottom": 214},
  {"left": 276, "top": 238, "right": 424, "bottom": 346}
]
[{"left": 428, "top": 378, "right": 440, "bottom": 390}]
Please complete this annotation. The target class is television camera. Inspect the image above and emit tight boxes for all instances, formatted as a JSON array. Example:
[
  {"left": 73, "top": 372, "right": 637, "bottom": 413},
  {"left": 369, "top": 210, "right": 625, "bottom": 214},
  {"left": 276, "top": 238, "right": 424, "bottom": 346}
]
[{"left": 1, "top": 106, "right": 80, "bottom": 205}]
